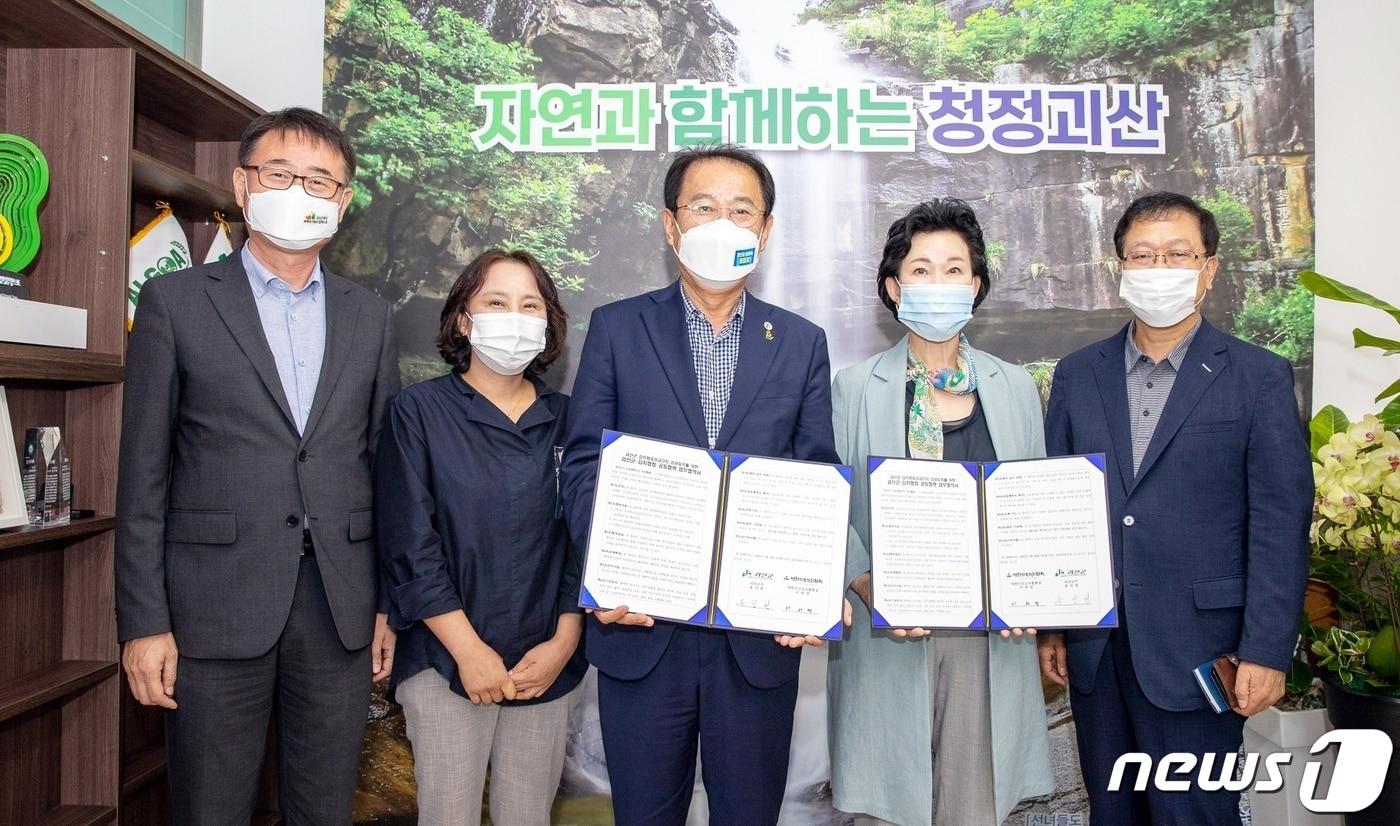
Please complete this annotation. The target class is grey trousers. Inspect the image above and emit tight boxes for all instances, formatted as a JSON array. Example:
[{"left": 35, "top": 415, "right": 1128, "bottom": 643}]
[
  {"left": 398, "top": 668, "right": 576, "bottom": 826},
  {"left": 164, "top": 555, "right": 372, "bottom": 826},
  {"left": 855, "top": 631, "right": 998, "bottom": 826}
]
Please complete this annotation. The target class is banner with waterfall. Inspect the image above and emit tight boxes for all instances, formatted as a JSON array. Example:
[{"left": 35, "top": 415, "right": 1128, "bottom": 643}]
[{"left": 325, "top": 1, "right": 1314, "bottom": 823}]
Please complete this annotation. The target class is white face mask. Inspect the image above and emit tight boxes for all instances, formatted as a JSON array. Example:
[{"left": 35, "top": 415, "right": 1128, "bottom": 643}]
[
  {"left": 244, "top": 185, "right": 341, "bottom": 251},
  {"left": 672, "top": 218, "right": 761, "bottom": 288},
  {"left": 468, "top": 312, "right": 547, "bottom": 376},
  {"left": 1119, "top": 262, "right": 1208, "bottom": 328}
]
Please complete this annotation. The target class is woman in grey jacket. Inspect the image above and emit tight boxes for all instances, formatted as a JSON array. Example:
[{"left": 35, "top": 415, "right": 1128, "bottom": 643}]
[{"left": 827, "top": 199, "right": 1053, "bottom": 826}]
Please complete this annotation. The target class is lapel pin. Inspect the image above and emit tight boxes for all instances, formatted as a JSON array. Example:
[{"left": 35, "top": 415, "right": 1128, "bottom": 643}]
[
  {"left": 763, "top": 320, "right": 774, "bottom": 341},
  {"left": 1202, "top": 363, "right": 1212, "bottom": 373}
]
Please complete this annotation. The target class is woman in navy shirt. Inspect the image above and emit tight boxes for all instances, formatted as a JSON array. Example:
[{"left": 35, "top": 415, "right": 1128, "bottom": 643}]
[{"left": 376, "top": 248, "right": 584, "bottom": 826}]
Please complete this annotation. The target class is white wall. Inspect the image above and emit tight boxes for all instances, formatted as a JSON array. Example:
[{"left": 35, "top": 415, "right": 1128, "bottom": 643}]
[
  {"left": 1313, "top": 0, "right": 1400, "bottom": 417},
  {"left": 200, "top": 0, "right": 325, "bottom": 112}
]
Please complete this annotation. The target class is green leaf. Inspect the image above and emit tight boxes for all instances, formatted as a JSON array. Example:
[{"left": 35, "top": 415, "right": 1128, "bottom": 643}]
[
  {"left": 1286, "top": 657, "right": 1315, "bottom": 696},
  {"left": 1354, "top": 329, "right": 1400, "bottom": 356},
  {"left": 1382, "top": 395, "right": 1400, "bottom": 432},
  {"left": 1300, "top": 271, "right": 1400, "bottom": 325},
  {"left": 1310, "top": 404, "right": 1350, "bottom": 454},
  {"left": 1377, "top": 376, "right": 1400, "bottom": 404}
]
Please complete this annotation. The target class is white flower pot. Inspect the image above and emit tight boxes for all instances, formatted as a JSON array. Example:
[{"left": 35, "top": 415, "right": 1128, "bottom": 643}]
[{"left": 1243, "top": 705, "right": 1342, "bottom": 825}]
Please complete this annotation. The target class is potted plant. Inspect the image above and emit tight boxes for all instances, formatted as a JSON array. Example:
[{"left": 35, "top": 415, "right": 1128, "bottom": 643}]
[{"left": 1288, "top": 271, "right": 1400, "bottom": 825}]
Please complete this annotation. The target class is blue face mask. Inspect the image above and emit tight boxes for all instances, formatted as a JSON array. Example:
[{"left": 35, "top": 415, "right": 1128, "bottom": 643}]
[{"left": 897, "top": 282, "right": 975, "bottom": 342}]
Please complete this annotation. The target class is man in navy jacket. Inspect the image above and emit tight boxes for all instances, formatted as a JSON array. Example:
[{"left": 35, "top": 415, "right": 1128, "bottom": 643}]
[
  {"left": 561, "top": 145, "right": 840, "bottom": 825},
  {"left": 1038, "top": 192, "right": 1313, "bottom": 824}
]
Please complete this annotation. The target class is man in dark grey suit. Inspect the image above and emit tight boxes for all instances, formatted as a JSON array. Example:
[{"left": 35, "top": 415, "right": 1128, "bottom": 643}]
[{"left": 117, "top": 107, "right": 400, "bottom": 825}]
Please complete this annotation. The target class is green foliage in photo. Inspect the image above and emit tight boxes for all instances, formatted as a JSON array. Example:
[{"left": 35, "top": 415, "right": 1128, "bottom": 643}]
[
  {"left": 324, "top": 0, "right": 604, "bottom": 288},
  {"left": 1232, "top": 281, "right": 1313, "bottom": 363},
  {"left": 805, "top": 0, "right": 1274, "bottom": 81}
]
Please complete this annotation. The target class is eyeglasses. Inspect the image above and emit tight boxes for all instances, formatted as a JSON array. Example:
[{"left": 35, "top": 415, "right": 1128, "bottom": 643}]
[
  {"left": 1120, "top": 250, "right": 1211, "bottom": 269},
  {"left": 241, "top": 165, "right": 347, "bottom": 201},
  {"left": 674, "top": 198, "right": 764, "bottom": 229}
]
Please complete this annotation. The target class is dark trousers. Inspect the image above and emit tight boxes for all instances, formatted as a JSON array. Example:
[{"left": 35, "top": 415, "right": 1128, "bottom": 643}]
[
  {"left": 597, "top": 625, "right": 798, "bottom": 826},
  {"left": 164, "top": 555, "right": 371, "bottom": 826},
  {"left": 1070, "top": 619, "right": 1245, "bottom": 826}
]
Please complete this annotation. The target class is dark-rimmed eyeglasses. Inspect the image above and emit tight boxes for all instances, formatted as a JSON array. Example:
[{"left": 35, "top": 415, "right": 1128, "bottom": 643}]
[{"left": 241, "top": 165, "right": 347, "bottom": 201}]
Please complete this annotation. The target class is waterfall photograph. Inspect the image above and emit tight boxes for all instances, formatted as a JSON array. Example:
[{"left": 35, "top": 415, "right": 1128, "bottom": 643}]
[{"left": 321, "top": 1, "right": 1316, "bottom": 823}]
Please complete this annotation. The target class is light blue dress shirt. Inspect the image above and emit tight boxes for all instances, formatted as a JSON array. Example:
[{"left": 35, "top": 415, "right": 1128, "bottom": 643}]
[{"left": 241, "top": 245, "right": 326, "bottom": 434}]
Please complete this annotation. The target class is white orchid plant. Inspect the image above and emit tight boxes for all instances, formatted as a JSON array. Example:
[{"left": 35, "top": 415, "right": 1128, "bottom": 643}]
[{"left": 1299, "top": 271, "right": 1400, "bottom": 694}]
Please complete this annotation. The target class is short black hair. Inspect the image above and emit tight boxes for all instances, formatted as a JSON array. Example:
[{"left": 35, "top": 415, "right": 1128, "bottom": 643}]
[
  {"left": 437, "top": 249, "right": 569, "bottom": 378},
  {"left": 663, "top": 144, "right": 775, "bottom": 215},
  {"left": 877, "top": 199, "right": 992, "bottom": 319},
  {"left": 238, "top": 107, "right": 357, "bottom": 181},
  {"left": 1113, "top": 191, "right": 1220, "bottom": 258}
]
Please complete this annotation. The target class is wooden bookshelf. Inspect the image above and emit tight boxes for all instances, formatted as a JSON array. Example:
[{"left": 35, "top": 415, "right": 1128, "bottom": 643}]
[
  {"left": 0, "top": 345, "right": 124, "bottom": 386},
  {"left": 0, "top": 1, "right": 259, "bottom": 823},
  {"left": 0, "top": 517, "right": 117, "bottom": 554},
  {"left": 131, "top": 150, "right": 242, "bottom": 220},
  {"left": 0, "top": 661, "right": 117, "bottom": 724}
]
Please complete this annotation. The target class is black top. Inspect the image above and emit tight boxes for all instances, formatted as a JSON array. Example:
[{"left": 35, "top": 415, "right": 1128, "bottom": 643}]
[
  {"left": 904, "top": 385, "right": 998, "bottom": 462},
  {"left": 375, "top": 372, "right": 585, "bottom": 705}
]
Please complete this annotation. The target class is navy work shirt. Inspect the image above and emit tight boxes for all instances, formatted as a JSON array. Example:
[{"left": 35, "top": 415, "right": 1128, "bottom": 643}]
[{"left": 375, "top": 372, "right": 585, "bottom": 705}]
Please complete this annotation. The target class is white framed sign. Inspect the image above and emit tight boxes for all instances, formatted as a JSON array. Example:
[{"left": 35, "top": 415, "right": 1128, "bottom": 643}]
[{"left": 0, "top": 387, "right": 29, "bottom": 529}]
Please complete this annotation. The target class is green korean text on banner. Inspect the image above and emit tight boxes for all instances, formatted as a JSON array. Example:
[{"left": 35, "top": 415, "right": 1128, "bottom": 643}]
[
  {"left": 204, "top": 211, "right": 234, "bottom": 264},
  {"left": 127, "top": 202, "right": 190, "bottom": 330}
]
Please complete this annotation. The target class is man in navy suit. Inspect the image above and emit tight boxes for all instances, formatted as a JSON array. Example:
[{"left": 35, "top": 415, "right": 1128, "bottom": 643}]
[
  {"left": 1037, "top": 192, "right": 1313, "bottom": 824},
  {"left": 561, "top": 145, "right": 841, "bottom": 825}
]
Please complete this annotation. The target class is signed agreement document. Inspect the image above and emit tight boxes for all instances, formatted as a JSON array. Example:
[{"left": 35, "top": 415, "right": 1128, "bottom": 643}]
[
  {"left": 580, "top": 431, "right": 852, "bottom": 639},
  {"left": 867, "top": 454, "right": 1116, "bottom": 631}
]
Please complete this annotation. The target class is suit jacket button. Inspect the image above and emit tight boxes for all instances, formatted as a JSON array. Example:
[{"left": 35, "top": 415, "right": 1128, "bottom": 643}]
[
  {"left": 285, "top": 514, "right": 299, "bottom": 527},
  {"left": 298, "top": 450, "right": 308, "bottom": 462},
  {"left": 1122, "top": 515, "right": 1135, "bottom": 527}
]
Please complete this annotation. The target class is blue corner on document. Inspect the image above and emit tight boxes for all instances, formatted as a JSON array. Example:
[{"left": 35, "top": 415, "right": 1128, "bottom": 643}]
[
  {"left": 1084, "top": 453, "right": 1106, "bottom": 472},
  {"left": 821, "top": 619, "right": 844, "bottom": 640},
  {"left": 710, "top": 607, "right": 733, "bottom": 627},
  {"left": 1096, "top": 605, "right": 1118, "bottom": 627},
  {"left": 729, "top": 453, "right": 750, "bottom": 471},
  {"left": 871, "top": 608, "right": 891, "bottom": 628},
  {"left": 579, "top": 586, "right": 600, "bottom": 609},
  {"left": 600, "top": 430, "right": 622, "bottom": 449},
  {"left": 869, "top": 456, "right": 886, "bottom": 474},
  {"left": 989, "top": 611, "right": 1009, "bottom": 630}
]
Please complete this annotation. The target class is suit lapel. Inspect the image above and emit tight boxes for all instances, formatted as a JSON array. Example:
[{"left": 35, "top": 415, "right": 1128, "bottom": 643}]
[
  {"left": 968, "top": 348, "right": 1017, "bottom": 458},
  {"left": 866, "top": 337, "right": 909, "bottom": 460},
  {"left": 640, "top": 283, "right": 708, "bottom": 446},
  {"left": 300, "top": 271, "right": 360, "bottom": 444},
  {"left": 205, "top": 256, "right": 297, "bottom": 431},
  {"left": 715, "top": 297, "right": 779, "bottom": 450},
  {"left": 1131, "top": 320, "right": 1228, "bottom": 488},
  {"left": 1091, "top": 326, "right": 1136, "bottom": 495}
]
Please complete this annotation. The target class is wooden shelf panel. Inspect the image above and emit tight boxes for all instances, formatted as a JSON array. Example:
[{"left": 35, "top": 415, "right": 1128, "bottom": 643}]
[
  {"left": 0, "top": 0, "right": 260, "bottom": 140},
  {"left": 132, "top": 150, "right": 242, "bottom": 220},
  {"left": 120, "top": 745, "right": 166, "bottom": 798},
  {"left": 42, "top": 805, "right": 116, "bottom": 826},
  {"left": 0, "top": 517, "right": 115, "bottom": 553},
  {"left": 0, "top": 660, "right": 117, "bottom": 724},
  {"left": 0, "top": 344, "right": 124, "bottom": 385}
]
